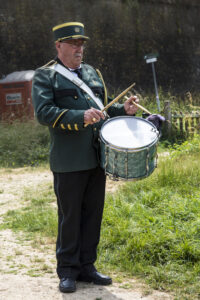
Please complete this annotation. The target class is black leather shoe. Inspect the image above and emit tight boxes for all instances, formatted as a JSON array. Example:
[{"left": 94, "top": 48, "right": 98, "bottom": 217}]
[
  {"left": 59, "top": 278, "right": 76, "bottom": 293},
  {"left": 77, "top": 271, "right": 112, "bottom": 285}
]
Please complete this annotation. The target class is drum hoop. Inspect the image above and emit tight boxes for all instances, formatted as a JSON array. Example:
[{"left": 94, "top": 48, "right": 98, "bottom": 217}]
[
  {"left": 100, "top": 116, "right": 159, "bottom": 152},
  {"left": 100, "top": 139, "right": 158, "bottom": 152},
  {"left": 105, "top": 167, "right": 155, "bottom": 181}
]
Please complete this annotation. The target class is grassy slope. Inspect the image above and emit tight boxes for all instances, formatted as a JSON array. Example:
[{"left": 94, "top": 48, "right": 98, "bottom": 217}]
[{"left": 99, "top": 151, "right": 200, "bottom": 299}]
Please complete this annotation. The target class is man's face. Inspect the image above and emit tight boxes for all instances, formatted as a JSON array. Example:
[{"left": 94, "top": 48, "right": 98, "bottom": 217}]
[{"left": 56, "top": 39, "right": 85, "bottom": 69}]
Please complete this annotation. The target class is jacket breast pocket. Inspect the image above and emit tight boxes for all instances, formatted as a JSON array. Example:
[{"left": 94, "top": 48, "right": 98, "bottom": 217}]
[
  {"left": 54, "top": 89, "right": 80, "bottom": 108},
  {"left": 90, "top": 87, "right": 104, "bottom": 99},
  {"left": 54, "top": 89, "right": 78, "bottom": 99}
]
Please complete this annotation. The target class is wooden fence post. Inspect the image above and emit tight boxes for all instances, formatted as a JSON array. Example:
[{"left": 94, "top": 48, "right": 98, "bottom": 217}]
[{"left": 164, "top": 100, "right": 172, "bottom": 137}]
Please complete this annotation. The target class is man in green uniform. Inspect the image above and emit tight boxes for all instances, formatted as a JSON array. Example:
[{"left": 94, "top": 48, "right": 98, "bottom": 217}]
[{"left": 32, "top": 22, "right": 139, "bottom": 293}]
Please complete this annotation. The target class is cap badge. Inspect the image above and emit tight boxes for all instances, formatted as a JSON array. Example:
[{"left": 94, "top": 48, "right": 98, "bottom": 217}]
[{"left": 75, "top": 27, "right": 80, "bottom": 33}]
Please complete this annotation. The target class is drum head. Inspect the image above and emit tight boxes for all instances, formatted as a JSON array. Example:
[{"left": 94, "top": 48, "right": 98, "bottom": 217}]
[{"left": 100, "top": 116, "right": 158, "bottom": 150}]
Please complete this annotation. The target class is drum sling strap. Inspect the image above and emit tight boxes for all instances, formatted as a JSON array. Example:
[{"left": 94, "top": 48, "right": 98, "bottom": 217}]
[{"left": 51, "top": 63, "right": 106, "bottom": 115}]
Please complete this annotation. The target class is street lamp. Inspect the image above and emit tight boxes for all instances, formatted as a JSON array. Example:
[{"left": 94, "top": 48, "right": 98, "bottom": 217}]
[{"left": 144, "top": 53, "right": 160, "bottom": 112}]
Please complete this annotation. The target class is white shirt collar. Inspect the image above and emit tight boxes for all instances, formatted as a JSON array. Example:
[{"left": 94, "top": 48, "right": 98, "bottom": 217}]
[{"left": 69, "top": 66, "right": 81, "bottom": 71}]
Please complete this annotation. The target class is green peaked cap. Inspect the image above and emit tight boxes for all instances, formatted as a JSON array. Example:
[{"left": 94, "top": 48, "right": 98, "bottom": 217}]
[{"left": 52, "top": 22, "right": 89, "bottom": 42}]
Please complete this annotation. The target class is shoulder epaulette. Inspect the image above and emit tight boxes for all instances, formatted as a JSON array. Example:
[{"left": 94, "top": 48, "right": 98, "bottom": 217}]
[{"left": 41, "top": 60, "right": 57, "bottom": 69}]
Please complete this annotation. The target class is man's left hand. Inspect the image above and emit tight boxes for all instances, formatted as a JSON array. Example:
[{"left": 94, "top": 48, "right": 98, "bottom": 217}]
[{"left": 124, "top": 95, "right": 139, "bottom": 115}]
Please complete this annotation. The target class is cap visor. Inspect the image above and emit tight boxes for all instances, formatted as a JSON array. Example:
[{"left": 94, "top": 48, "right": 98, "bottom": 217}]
[{"left": 60, "top": 35, "right": 89, "bottom": 41}]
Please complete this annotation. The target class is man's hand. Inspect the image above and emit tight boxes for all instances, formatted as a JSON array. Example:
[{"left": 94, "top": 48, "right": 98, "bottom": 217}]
[
  {"left": 84, "top": 107, "right": 105, "bottom": 125},
  {"left": 124, "top": 95, "right": 139, "bottom": 115}
]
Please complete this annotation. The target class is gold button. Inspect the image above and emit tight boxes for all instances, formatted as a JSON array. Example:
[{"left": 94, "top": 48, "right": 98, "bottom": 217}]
[
  {"left": 94, "top": 128, "right": 97, "bottom": 131},
  {"left": 67, "top": 124, "right": 72, "bottom": 130},
  {"left": 74, "top": 96, "right": 78, "bottom": 99},
  {"left": 74, "top": 124, "right": 78, "bottom": 131}
]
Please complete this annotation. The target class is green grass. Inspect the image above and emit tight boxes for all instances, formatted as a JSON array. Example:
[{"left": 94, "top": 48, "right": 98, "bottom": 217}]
[
  {"left": 136, "top": 89, "right": 200, "bottom": 115},
  {"left": 1, "top": 183, "right": 57, "bottom": 241},
  {"left": 0, "top": 120, "right": 50, "bottom": 167},
  {"left": 98, "top": 155, "right": 200, "bottom": 298},
  {"left": 1, "top": 135, "right": 200, "bottom": 299}
]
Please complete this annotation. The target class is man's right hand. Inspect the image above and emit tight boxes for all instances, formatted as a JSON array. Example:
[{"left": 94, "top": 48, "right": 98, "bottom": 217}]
[{"left": 84, "top": 108, "right": 105, "bottom": 125}]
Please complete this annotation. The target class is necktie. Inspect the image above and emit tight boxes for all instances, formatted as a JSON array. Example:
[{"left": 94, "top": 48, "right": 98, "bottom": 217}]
[{"left": 73, "top": 68, "right": 82, "bottom": 79}]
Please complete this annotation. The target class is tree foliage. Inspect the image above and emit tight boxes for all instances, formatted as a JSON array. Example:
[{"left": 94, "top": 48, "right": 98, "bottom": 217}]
[{"left": 0, "top": 0, "right": 200, "bottom": 95}]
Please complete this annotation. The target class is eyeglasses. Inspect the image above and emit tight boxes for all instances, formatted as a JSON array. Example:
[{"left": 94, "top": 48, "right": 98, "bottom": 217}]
[{"left": 61, "top": 40, "right": 86, "bottom": 49}]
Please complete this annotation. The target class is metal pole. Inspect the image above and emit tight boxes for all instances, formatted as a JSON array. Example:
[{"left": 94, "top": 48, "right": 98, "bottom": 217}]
[{"left": 151, "top": 62, "right": 160, "bottom": 112}]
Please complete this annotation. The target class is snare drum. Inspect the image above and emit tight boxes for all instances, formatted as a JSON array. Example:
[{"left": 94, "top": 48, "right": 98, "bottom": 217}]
[{"left": 99, "top": 116, "right": 159, "bottom": 181}]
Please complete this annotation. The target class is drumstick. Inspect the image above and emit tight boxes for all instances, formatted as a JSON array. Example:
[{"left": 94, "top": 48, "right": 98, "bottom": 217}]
[
  {"left": 84, "top": 83, "right": 135, "bottom": 127},
  {"left": 102, "top": 83, "right": 136, "bottom": 112},
  {"left": 124, "top": 96, "right": 152, "bottom": 115}
]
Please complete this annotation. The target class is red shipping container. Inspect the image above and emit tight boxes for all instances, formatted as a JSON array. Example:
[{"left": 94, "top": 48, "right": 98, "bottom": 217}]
[{"left": 0, "top": 70, "right": 35, "bottom": 121}]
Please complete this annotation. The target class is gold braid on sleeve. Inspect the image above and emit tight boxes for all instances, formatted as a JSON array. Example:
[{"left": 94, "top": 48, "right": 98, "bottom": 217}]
[{"left": 96, "top": 69, "right": 108, "bottom": 107}]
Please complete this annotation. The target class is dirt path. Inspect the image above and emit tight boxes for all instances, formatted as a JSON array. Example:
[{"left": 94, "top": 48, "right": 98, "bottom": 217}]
[{"left": 0, "top": 167, "right": 173, "bottom": 300}]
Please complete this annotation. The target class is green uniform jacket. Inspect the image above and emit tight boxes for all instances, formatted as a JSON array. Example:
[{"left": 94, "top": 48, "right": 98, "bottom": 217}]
[{"left": 32, "top": 61, "right": 126, "bottom": 172}]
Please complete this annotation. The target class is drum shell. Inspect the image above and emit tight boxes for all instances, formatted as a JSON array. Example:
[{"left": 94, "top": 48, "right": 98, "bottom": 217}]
[{"left": 99, "top": 116, "right": 159, "bottom": 181}]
